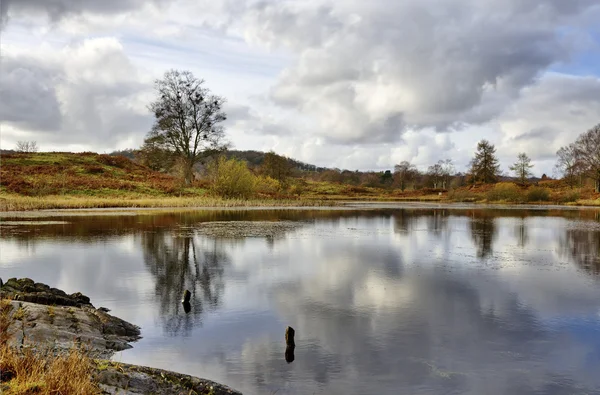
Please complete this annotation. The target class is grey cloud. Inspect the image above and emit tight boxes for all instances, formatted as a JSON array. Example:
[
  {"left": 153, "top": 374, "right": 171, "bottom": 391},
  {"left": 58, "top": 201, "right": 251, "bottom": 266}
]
[
  {"left": 513, "top": 127, "right": 558, "bottom": 142},
  {"left": 222, "top": 103, "right": 251, "bottom": 124},
  {"left": 235, "top": 0, "right": 599, "bottom": 144},
  {"left": 0, "top": 56, "right": 62, "bottom": 131},
  {"left": 1, "top": 38, "right": 154, "bottom": 148},
  {"left": 498, "top": 74, "right": 600, "bottom": 160},
  {"left": 0, "top": 0, "right": 171, "bottom": 26}
]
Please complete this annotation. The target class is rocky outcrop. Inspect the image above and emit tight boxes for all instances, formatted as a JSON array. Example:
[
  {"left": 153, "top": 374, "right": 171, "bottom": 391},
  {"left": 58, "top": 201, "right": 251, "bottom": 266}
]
[
  {"left": 1, "top": 277, "right": 94, "bottom": 308},
  {"left": 1, "top": 278, "right": 243, "bottom": 394},
  {"left": 94, "top": 361, "right": 241, "bottom": 395}
]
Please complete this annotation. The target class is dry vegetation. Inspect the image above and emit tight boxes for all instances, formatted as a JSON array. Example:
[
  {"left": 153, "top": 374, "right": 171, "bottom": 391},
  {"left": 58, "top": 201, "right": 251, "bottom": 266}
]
[
  {"left": 0, "top": 299, "right": 100, "bottom": 394},
  {"left": 1, "top": 152, "right": 599, "bottom": 211}
]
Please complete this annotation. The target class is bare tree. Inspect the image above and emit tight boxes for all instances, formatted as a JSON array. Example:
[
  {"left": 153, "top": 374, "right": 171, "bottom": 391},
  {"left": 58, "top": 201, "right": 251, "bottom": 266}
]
[
  {"left": 554, "top": 145, "right": 581, "bottom": 189},
  {"left": 439, "top": 159, "right": 455, "bottom": 189},
  {"left": 147, "top": 70, "right": 228, "bottom": 185},
  {"left": 393, "top": 161, "right": 417, "bottom": 191},
  {"left": 427, "top": 163, "right": 443, "bottom": 188},
  {"left": 15, "top": 140, "right": 38, "bottom": 153},
  {"left": 573, "top": 123, "right": 600, "bottom": 193},
  {"left": 509, "top": 153, "right": 534, "bottom": 184},
  {"left": 470, "top": 140, "right": 501, "bottom": 184}
]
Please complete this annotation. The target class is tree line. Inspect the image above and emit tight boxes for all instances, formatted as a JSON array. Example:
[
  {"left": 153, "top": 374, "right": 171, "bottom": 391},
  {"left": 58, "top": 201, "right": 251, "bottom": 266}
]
[{"left": 125, "top": 69, "right": 600, "bottom": 194}]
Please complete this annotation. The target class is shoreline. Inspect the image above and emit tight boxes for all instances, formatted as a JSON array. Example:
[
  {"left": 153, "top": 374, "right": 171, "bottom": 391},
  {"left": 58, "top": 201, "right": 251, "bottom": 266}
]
[{"left": 1, "top": 200, "right": 599, "bottom": 218}]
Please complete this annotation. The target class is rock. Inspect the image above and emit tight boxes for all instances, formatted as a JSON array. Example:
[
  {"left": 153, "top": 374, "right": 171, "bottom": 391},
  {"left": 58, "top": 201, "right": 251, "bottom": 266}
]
[
  {"left": 1, "top": 279, "right": 243, "bottom": 394},
  {"left": 3, "top": 300, "right": 140, "bottom": 359},
  {"left": 0, "top": 277, "right": 94, "bottom": 308},
  {"left": 98, "top": 307, "right": 111, "bottom": 313},
  {"left": 0, "top": 277, "right": 3, "bottom": 287},
  {"left": 94, "top": 362, "right": 242, "bottom": 395}
]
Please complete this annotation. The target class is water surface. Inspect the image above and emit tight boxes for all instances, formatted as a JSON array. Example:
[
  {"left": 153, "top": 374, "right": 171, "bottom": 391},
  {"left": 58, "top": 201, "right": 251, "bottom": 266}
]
[{"left": 1, "top": 206, "right": 600, "bottom": 394}]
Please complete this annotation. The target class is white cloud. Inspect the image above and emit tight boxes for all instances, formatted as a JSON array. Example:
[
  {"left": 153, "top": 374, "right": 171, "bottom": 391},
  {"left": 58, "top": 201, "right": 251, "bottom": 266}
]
[{"left": 0, "top": 0, "right": 599, "bottom": 173}]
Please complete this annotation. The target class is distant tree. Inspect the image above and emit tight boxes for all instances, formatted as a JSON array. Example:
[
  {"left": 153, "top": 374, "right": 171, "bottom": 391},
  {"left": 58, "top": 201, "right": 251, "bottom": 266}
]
[
  {"left": 439, "top": 159, "right": 455, "bottom": 189},
  {"left": 109, "top": 149, "right": 137, "bottom": 160},
  {"left": 147, "top": 69, "right": 228, "bottom": 185},
  {"left": 261, "top": 151, "right": 292, "bottom": 184},
  {"left": 136, "top": 134, "right": 176, "bottom": 172},
  {"left": 427, "top": 163, "right": 444, "bottom": 188},
  {"left": 554, "top": 145, "right": 581, "bottom": 189},
  {"left": 340, "top": 170, "right": 361, "bottom": 185},
  {"left": 16, "top": 141, "right": 38, "bottom": 153},
  {"left": 470, "top": 140, "right": 501, "bottom": 183},
  {"left": 509, "top": 153, "right": 534, "bottom": 184},
  {"left": 380, "top": 170, "right": 393, "bottom": 185},
  {"left": 573, "top": 123, "right": 600, "bottom": 193},
  {"left": 393, "top": 161, "right": 417, "bottom": 191}
]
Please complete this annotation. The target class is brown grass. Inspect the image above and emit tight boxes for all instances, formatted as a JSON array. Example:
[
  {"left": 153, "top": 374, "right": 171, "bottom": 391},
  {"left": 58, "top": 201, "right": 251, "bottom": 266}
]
[
  {"left": 0, "top": 193, "right": 336, "bottom": 211},
  {"left": 0, "top": 299, "right": 100, "bottom": 395},
  {"left": 0, "top": 344, "right": 100, "bottom": 394}
]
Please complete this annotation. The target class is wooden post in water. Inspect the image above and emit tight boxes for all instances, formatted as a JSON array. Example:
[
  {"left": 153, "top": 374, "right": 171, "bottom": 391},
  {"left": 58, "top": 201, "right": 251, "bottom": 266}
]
[
  {"left": 182, "top": 290, "right": 191, "bottom": 314},
  {"left": 182, "top": 290, "right": 191, "bottom": 304},
  {"left": 285, "top": 326, "right": 295, "bottom": 363},
  {"left": 285, "top": 326, "right": 295, "bottom": 347}
]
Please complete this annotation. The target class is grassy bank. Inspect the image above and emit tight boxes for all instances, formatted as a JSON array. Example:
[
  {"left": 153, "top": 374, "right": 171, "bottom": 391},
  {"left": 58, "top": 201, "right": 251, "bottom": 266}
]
[{"left": 1, "top": 152, "right": 598, "bottom": 211}]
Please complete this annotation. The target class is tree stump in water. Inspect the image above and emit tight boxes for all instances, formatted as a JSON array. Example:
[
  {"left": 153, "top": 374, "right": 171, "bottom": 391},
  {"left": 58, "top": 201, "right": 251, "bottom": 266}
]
[
  {"left": 182, "top": 290, "right": 191, "bottom": 304},
  {"left": 285, "top": 326, "right": 295, "bottom": 347},
  {"left": 285, "top": 326, "right": 296, "bottom": 363}
]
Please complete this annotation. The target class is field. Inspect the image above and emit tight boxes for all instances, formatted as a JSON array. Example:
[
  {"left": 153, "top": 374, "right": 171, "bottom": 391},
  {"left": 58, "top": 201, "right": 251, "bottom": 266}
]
[{"left": 1, "top": 152, "right": 599, "bottom": 211}]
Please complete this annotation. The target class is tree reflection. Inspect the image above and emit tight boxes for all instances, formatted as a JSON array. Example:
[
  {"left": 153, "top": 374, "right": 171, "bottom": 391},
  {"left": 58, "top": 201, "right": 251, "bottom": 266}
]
[
  {"left": 514, "top": 217, "right": 529, "bottom": 248},
  {"left": 469, "top": 214, "right": 497, "bottom": 259},
  {"left": 562, "top": 228, "right": 600, "bottom": 276},
  {"left": 142, "top": 230, "right": 229, "bottom": 335},
  {"left": 426, "top": 209, "right": 449, "bottom": 237}
]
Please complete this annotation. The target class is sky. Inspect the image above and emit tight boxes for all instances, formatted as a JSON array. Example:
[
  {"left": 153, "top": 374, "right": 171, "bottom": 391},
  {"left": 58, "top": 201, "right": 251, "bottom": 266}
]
[{"left": 1, "top": 0, "right": 600, "bottom": 175}]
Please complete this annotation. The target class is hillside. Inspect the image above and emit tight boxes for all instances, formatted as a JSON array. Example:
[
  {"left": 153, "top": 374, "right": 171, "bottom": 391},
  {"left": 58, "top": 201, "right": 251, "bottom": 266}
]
[{"left": 0, "top": 152, "right": 187, "bottom": 197}]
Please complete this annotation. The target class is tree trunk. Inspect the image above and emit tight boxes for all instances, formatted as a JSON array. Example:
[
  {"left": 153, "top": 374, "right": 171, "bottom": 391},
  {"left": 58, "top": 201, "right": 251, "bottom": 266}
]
[
  {"left": 183, "top": 160, "right": 194, "bottom": 186},
  {"left": 596, "top": 178, "right": 600, "bottom": 193}
]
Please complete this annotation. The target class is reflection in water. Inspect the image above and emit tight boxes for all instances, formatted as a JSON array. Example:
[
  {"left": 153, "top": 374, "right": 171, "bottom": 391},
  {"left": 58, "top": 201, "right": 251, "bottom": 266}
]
[
  {"left": 515, "top": 217, "right": 529, "bottom": 248},
  {"left": 2, "top": 207, "right": 600, "bottom": 395},
  {"left": 563, "top": 228, "right": 600, "bottom": 276},
  {"left": 470, "top": 214, "right": 497, "bottom": 258},
  {"left": 284, "top": 345, "right": 295, "bottom": 364},
  {"left": 142, "top": 231, "right": 228, "bottom": 336}
]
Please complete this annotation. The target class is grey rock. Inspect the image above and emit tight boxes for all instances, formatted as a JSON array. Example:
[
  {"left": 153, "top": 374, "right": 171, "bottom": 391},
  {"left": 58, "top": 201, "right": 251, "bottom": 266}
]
[
  {"left": 95, "top": 362, "right": 242, "bottom": 395},
  {"left": 3, "top": 300, "right": 140, "bottom": 359}
]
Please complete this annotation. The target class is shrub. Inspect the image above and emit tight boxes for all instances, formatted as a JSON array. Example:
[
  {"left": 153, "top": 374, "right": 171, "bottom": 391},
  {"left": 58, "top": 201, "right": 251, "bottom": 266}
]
[
  {"left": 526, "top": 187, "right": 550, "bottom": 202},
  {"left": 288, "top": 179, "right": 308, "bottom": 196},
  {"left": 208, "top": 157, "right": 256, "bottom": 198},
  {"left": 558, "top": 190, "right": 580, "bottom": 203},
  {"left": 255, "top": 176, "right": 282, "bottom": 195},
  {"left": 448, "top": 189, "right": 480, "bottom": 202},
  {"left": 486, "top": 183, "right": 524, "bottom": 202}
]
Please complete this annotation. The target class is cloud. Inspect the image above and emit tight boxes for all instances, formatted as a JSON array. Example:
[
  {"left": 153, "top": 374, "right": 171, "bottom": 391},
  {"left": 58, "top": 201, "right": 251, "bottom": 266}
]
[
  {"left": 0, "top": 54, "right": 62, "bottom": 131},
  {"left": 227, "top": 0, "right": 599, "bottom": 144},
  {"left": 496, "top": 73, "right": 600, "bottom": 162},
  {"left": 0, "top": 37, "right": 154, "bottom": 150},
  {"left": 1, "top": 0, "right": 599, "bottom": 172},
  {"left": 0, "top": 0, "right": 170, "bottom": 27}
]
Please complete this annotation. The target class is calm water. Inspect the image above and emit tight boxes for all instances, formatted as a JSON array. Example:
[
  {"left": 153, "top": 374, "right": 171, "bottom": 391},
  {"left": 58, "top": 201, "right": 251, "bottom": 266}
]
[{"left": 1, "top": 206, "right": 600, "bottom": 395}]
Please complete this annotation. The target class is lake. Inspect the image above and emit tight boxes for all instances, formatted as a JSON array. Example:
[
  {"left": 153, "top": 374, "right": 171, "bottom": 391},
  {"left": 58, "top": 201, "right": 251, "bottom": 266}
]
[{"left": 1, "top": 205, "right": 600, "bottom": 394}]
